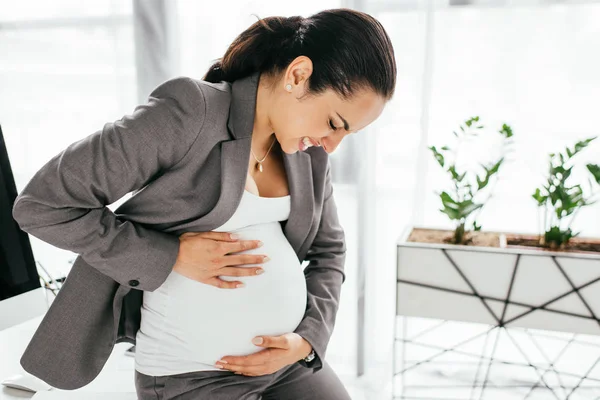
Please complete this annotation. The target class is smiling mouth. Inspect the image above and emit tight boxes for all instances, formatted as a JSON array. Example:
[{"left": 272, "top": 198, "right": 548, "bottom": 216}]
[{"left": 299, "top": 137, "right": 323, "bottom": 151}]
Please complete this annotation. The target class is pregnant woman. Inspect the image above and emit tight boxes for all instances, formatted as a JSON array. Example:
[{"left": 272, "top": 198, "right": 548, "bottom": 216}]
[
  {"left": 134, "top": 177, "right": 310, "bottom": 376},
  {"left": 12, "top": 8, "right": 396, "bottom": 400}
]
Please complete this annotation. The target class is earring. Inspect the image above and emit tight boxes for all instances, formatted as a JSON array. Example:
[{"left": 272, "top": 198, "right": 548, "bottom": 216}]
[{"left": 285, "top": 84, "right": 292, "bottom": 92}]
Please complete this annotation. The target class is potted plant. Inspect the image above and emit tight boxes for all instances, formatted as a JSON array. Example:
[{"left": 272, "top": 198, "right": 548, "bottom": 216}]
[
  {"left": 426, "top": 116, "right": 514, "bottom": 245},
  {"left": 394, "top": 122, "right": 600, "bottom": 397},
  {"left": 510, "top": 137, "right": 600, "bottom": 252}
]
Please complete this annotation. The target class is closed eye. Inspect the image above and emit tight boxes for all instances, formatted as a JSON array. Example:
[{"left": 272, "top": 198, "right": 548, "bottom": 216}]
[{"left": 328, "top": 119, "right": 339, "bottom": 131}]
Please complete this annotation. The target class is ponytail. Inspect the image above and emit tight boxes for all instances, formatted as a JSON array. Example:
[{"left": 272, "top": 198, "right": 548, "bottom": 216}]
[
  {"left": 203, "top": 16, "right": 304, "bottom": 84},
  {"left": 203, "top": 9, "right": 396, "bottom": 100}
]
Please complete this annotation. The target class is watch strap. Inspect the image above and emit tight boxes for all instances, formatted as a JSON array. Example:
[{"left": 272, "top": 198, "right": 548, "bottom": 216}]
[{"left": 302, "top": 349, "right": 316, "bottom": 363}]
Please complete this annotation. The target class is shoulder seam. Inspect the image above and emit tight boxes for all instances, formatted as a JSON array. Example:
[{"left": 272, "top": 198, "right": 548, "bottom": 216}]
[{"left": 171, "top": 78, "right": 208, "bottom": 168}]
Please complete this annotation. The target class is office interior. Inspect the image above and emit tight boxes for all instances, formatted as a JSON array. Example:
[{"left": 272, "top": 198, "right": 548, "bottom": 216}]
[{"left": 2, "top": 0, "right": 600, "bottom": 399}]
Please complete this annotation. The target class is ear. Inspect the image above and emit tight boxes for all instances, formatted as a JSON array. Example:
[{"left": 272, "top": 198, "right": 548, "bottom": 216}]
[{"left": 284, "top": 56, "right": 313, "bottom": 89}]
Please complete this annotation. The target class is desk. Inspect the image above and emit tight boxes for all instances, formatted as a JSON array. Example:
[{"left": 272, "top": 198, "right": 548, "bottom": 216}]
[{"left": 0, "top": 315, "right": 137, "bottom": 399}]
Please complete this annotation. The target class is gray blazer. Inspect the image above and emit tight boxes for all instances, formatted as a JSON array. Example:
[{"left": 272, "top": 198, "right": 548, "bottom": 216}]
[{"left": 11, "top": 73, "right": 347, "bottom": 390}]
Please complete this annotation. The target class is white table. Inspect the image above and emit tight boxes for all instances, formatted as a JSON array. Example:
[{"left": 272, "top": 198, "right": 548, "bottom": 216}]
[{"left": 0, "top": 315, "right": 137, "bottom": 399}]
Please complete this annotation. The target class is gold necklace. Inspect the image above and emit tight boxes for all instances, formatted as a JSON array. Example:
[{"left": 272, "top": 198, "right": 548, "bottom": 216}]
[{"left": 250, "top": 136, "right": 276, "bottom": 173}]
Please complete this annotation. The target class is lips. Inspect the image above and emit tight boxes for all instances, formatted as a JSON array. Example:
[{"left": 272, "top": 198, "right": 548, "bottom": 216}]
[
  {"left": 299, "top": 137, "right": 324, "bottom": 151},
  {"left": 300, "top": 138, "right": 310, "bottom": 151}
]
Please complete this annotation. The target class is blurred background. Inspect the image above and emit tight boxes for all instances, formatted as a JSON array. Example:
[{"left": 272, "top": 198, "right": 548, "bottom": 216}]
[{"left": 2, "top": 0, "right": 600, "bottom": 399}]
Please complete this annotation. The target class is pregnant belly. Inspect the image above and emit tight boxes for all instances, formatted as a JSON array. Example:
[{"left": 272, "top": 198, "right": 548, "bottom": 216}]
[{"left": 141, "top": 226, "right": 307, "bottom": 367}]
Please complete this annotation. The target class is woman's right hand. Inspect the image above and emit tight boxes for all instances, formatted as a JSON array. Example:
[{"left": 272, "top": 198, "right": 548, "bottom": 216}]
[{"left": 172, "top": 231, "right": 268, "bottom": 289}]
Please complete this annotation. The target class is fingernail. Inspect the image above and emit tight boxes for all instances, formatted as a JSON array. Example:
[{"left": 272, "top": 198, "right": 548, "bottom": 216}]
[
  {"left": 263, "top": 256, "right": 271, "bottom": 262},
  {"left": 215, "top": 364, "right": 224, "bottom": 369},
  {"left": 256, "top": 269, "right": 264, "bottom": 275},
  {"left": 236, "top": 283, "right": 245, "bottom": 288},
  {"left": 257, "top": 241, "right": 264, "bottom": 247},
  {"left": 218, "top": 359, "right": 228, "bottom": 364},
  {"left": 252, "top": 337, "right": 263, "bottom": 345},
  {"left": 230, "top": 233, "right": 240, "bottom": 240}
]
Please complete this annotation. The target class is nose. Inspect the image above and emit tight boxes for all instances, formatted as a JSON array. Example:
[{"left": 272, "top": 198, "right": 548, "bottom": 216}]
[{"left": 321, "top": 135, "right": 344, "bottom": 154}]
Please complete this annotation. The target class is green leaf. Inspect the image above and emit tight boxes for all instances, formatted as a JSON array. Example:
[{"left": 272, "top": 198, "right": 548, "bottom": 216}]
[
  {"left": 544, "top": 226, "right": 575, "bottom": 247},
  {"left": 457, "top": 200, "right": 483, "bottom": 220},
  {"left": 440, "top": 191, "right": 459, "bottom": 207},
  {"left": 440, "top": 192, "right": 468, "bottom": 220},
  {"left": 438, "top": 191, "right": 461, "bottom": 220},
  {"left": 448, "top": 165, "right": 464, "bottom": 182},
  {"left": 429, "top": 146, "right": 445, "bottom": 168},
  {"left": 440, "top": 207, "right": 460, "bottom": 220},
  {"left": 532, "top": 188, "right": 547, "bottom": 205},
  {"left": 587, "top": 164, "right": 600, "bottom": 185},
  {"left": 488, "top": 158, "right": 504, "bottom": 175},
  {"left": 574, "top": 137, "right": 596, "bottom": 153},
  {"left": 500, "top": 124, "right": 513, "bottom": 138},
  {"left": 477, "top": 173, "right": 489, "bottom": 190}
]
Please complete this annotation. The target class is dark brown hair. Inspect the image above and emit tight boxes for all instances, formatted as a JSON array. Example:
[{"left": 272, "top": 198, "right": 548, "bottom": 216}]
[{"left": 203, "top": 8, "right": 397, "bottom": 100}]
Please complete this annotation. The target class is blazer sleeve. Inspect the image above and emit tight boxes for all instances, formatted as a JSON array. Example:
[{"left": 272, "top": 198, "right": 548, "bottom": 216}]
[
  {"left": 11, "top": 76, "right": 207, "bottom": 292},
  {"left": 294, "top": 159, "right": 347, "bottom": 373}
]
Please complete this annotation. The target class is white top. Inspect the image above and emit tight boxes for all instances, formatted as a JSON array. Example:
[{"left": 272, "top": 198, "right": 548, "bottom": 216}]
[{"left": 134, "top": 189, "right": 308, "bottom": 376}]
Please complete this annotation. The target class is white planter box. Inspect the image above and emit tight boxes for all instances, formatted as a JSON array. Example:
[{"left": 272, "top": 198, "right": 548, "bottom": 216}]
[
  {"left": 393, "top": 227, "right": 600, "bottom": 399},
  {"left": 396, "top": 227, "right": 600, "bottom": 335}
]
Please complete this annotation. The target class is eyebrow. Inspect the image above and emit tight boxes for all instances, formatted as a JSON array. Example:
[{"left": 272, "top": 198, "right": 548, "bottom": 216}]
[{"left": 336, "top": 112, "right": 350, "bottom": 131}]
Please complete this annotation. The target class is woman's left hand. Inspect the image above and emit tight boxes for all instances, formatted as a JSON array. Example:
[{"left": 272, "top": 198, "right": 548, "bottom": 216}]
[{"left": 215, "top": 333, "right": 312, "bottom": 376}]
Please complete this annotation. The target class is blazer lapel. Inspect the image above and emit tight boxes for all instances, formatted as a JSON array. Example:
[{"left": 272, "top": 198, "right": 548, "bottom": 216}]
[
  {"left": 187, "top": 137, "right": 251, "bottom": 231},
  {"left": 282, "top": 151, "right": 314, "bottom": 255},
  {"left": 201, "top": 73, "right": 315, "bottom": 256}
]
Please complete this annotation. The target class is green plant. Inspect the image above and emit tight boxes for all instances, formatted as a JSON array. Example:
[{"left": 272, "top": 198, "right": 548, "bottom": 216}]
[
  {"left": 429, "top": 117, "right": 514, "bottom": 244},
  {"left": 532, "top": 137, "right": 600, "bottom": 249}
]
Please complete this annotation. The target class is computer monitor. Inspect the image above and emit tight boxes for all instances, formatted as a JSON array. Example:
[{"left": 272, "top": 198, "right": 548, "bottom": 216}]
[{"left": 0, "top": 125, "right": 40, "bottom": 300}]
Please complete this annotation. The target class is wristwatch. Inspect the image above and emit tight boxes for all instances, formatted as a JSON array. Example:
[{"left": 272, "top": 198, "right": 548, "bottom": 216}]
[{"left": 303, "top": 349, "right": 316, "bottom": 363}]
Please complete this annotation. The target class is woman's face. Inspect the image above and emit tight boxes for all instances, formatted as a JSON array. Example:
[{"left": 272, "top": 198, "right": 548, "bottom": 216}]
[{"left": 267, "top": 64, "right": 387, "bottom": 155}]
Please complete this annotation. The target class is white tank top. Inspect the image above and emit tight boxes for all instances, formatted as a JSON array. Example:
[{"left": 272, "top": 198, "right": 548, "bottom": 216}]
[{"left": 134, "top": 189, "right": 308, "bottom": 376}]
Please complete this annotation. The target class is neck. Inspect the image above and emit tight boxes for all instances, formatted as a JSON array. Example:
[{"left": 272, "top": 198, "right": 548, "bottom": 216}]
[{"left": 252, "top": 74, "right": 279, "bottom": 157}]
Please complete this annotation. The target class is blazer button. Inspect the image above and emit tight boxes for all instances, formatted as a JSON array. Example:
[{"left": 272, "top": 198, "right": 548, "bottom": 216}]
[{"left": 128, "top": 279, "right": 140, "bottom": 287}]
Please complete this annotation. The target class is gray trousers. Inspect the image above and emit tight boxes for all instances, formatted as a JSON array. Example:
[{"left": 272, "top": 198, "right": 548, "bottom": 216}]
[{"left": 134, "top": 360, "right": 352, "bottom": 400}]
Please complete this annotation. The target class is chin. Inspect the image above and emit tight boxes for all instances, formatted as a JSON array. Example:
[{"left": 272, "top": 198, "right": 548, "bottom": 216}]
[
  {"left": 280, "top": 141, "right": 299, "bottom": 155},
  {"left": 282, "top": 147, "right": 298, "bottom": 155}
]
